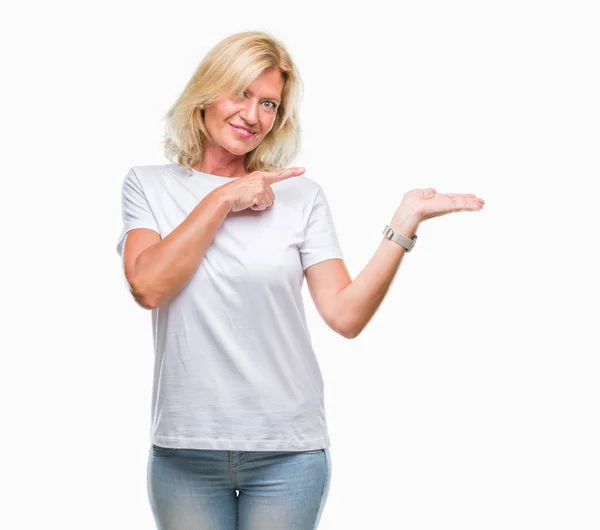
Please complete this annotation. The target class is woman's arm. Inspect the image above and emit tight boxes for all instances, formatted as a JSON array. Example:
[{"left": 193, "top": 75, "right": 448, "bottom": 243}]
[
  {"left": 334, "top": 213, "right": 419, "bottom": 338},
  {"left": 130, "top": 168, "right": 302, "bottom": 309},
  {"left": 306, "top": 188, "right": 484, "bottom": 338},
  {"left": 130, "top": 187, "right": 232, "bottom": 309},
  {"left": 305, "top": 212, "right": 418, "bottom": 339}
]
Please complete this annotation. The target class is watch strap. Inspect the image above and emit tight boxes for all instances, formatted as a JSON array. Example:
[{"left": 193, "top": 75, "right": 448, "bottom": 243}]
[{"left": 382, "top": 224, "right": 417, "bottom": 252}]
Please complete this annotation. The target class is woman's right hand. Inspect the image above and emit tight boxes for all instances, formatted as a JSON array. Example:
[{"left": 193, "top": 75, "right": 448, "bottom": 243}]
[{"left": 220, "top": 167, "right": 306, "bottom": 213}]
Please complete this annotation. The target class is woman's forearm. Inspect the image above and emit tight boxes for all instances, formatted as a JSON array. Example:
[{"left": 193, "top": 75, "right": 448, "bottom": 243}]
[
  {"left": 335, "top": 213, "right": 421, "bottom": 338},
  {"left": 133, "top": 187, "right": 232, "bottom": 309}
]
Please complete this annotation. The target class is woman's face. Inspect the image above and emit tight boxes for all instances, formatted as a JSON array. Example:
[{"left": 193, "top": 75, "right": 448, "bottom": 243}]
[{"left": 203, "top": 68, "right": 284, "bottom": 156}]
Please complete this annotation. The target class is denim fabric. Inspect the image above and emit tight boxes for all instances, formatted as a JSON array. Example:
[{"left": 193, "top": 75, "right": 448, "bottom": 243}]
[{"left": 147, "top": 444, "right": 332, "bottom": 529}]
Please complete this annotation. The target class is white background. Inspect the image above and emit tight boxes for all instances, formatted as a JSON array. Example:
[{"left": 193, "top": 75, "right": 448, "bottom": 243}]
[{"left": 2, "top": 0, "right": 599, "bottom": 528}]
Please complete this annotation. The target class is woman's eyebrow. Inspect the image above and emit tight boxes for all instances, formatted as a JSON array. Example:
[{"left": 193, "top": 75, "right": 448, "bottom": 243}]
[{"left": 246, "top": 88, "right": 280, "bottom": 103}]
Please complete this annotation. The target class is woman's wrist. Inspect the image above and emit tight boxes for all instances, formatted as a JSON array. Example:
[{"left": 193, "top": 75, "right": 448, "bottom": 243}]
[{"left": 390, "top": 205, "right": 421, "bottom": 238}]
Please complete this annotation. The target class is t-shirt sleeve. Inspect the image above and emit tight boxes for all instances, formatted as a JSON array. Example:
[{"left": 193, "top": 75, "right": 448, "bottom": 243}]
[
  {"left": 116, "top": 167, "right": 160, "bottom": 257},
  {"left": 299, "top": 186, "right": 344, "bottom": 271}
]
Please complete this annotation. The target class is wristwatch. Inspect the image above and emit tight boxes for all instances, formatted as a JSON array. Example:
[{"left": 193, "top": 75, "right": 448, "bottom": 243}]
[{"left": 382, "top": 224, "right": 417, "bottom": 252}]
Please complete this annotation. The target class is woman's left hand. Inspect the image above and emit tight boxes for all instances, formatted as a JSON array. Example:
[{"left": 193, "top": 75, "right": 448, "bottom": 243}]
[{"left": 395, "top": 188, "right": 485, "bottom": 223}]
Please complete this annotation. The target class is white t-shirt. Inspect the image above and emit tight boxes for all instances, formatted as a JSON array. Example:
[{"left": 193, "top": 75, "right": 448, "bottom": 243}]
[{"left": 116, "top": 163, "right": 344, "bottom": 451}]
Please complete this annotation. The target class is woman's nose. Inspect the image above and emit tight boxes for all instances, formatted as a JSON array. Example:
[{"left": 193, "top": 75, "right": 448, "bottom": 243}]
[{"left": 239, "top": 99, "right": 259, "bottom": 124}]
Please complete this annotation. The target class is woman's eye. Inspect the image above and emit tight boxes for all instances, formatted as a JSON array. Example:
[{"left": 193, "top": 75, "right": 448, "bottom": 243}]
[{"left": 236, "top": 91, "right": 277, "bottom": 111}]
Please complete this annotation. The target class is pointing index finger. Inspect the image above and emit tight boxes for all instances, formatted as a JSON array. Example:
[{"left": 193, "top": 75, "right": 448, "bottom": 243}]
[{"left": 264, "top": 167, "right": 306, "bottom": 184}]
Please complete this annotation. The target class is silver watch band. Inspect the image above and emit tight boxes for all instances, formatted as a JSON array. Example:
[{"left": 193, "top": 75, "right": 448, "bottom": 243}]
[{"left": 382, "top": 224, "right": 417, "bottom": 252}]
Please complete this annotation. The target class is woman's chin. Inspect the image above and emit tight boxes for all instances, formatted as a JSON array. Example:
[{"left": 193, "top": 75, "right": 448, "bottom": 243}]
[{"left": 224, "top": 143, "right": 255, "bottom": 156}]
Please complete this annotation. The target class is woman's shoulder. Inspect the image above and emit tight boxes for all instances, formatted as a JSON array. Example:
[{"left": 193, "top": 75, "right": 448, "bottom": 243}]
[
  {"left": 131, "top": 162, "right": 184, "bottom": 177},
  {"left": 125, "top": 163, "right": 189, "bottom": 188}
]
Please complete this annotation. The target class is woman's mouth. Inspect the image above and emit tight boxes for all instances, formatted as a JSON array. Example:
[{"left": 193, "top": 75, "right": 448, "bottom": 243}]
[{"left": 230, "top": 124, "right": 255, "bottom": 139}]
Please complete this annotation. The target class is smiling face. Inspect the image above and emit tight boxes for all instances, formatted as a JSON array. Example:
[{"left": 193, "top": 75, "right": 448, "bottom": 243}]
[{"left": 203, "top": 68, "right": 285, "bottom": 157}]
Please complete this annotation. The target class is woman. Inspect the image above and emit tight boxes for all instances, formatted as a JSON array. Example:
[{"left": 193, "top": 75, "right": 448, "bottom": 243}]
[{"left": 116, "top": 30, "right": 484, "bottom": 530}]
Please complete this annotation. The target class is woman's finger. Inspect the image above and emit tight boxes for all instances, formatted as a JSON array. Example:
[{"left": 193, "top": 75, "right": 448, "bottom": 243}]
[
  {"left": 444, "top": 195, "right": 484, "bottom": 211},
  {"left": 264, "top": 167, "right": 306, "bottom": 184},
  {"left": 445, "top": 193, "right": 478, "bottom": 199}
]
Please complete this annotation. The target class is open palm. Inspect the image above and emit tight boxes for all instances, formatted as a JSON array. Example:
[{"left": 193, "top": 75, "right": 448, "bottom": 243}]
[{"left": 400, "top": 188, "right": 485, "bottom": 222}]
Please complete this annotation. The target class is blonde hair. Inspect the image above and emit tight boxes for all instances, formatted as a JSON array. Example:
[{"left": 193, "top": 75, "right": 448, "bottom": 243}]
[{"left": 162, "top": 30, "right": 303, "bottom": 175}]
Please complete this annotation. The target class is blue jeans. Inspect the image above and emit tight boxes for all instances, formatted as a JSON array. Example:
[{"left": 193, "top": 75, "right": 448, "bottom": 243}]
[{"left": 147, "top": 444, "right": 332, "bottom": 529}]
